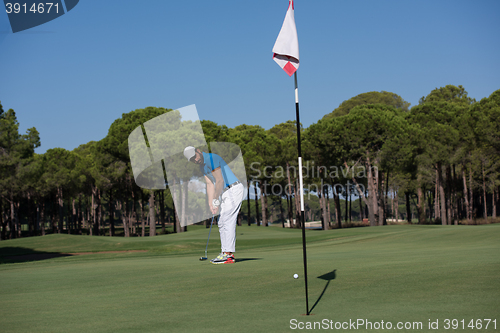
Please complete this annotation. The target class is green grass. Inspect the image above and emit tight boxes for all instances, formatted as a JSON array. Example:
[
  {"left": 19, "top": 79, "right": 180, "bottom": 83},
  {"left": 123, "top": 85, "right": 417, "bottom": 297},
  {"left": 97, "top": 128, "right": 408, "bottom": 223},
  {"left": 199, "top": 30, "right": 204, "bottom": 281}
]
[{"left": 1, "top": 224, "right": 499, "bottom": 333}]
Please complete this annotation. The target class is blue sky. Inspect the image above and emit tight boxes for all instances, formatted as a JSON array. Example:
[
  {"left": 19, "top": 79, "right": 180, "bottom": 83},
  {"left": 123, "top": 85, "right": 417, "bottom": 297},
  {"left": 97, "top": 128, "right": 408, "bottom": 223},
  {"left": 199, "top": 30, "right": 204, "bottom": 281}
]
[{"left": 1, "top": 0, "right": 499, "bottom": 154}]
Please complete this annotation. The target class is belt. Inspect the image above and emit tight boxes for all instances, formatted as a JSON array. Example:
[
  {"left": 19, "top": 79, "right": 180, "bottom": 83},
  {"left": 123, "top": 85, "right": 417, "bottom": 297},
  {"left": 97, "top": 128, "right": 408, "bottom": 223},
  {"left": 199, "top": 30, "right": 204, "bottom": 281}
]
[{"left": 223, "top": 181, "right": 241, "bottom": 193}]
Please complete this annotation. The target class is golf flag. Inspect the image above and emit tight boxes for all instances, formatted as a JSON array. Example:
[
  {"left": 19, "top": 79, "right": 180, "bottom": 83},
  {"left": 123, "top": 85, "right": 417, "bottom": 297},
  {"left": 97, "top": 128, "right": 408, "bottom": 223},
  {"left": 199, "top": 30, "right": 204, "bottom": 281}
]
[
  {"left": 272, "top": 0, "right": 299, "bottom": 76},
  {"left": 272, "top": 0, "right": 309, "bottom": 316}
]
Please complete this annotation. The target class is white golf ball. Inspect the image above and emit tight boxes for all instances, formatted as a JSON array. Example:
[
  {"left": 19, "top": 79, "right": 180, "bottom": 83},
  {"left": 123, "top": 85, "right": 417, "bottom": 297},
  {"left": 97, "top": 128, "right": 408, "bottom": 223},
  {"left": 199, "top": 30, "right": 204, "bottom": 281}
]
[{"left": 293, "top": 274, "right": 299, "bottom": 279}]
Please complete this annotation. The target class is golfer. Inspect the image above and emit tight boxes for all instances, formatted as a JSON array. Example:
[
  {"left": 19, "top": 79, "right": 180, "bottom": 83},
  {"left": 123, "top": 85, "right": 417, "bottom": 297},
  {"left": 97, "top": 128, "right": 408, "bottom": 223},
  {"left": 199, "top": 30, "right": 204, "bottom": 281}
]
[{"left": 184, "top": 146, "right": 245, "bottom": 264}]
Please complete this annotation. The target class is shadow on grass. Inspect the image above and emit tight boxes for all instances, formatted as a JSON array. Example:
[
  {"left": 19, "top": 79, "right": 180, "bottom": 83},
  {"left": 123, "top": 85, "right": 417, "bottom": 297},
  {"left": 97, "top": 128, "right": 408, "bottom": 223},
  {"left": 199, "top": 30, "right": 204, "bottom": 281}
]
[
  {"left": 0, "top": 247, "right": 73, "bottom": 264},
  {"left": 309, "top": 269, "right": 336, "bottom": 313},
  {"left": 235, "top": 258, "right": 262, "bottom": 263}
]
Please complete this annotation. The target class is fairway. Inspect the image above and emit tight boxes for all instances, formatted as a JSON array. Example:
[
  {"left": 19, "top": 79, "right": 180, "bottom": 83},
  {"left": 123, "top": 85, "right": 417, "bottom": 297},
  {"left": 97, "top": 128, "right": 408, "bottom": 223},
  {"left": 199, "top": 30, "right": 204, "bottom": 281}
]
[{"left": 1, "top": 225, "right": 499, "bottom": 333}]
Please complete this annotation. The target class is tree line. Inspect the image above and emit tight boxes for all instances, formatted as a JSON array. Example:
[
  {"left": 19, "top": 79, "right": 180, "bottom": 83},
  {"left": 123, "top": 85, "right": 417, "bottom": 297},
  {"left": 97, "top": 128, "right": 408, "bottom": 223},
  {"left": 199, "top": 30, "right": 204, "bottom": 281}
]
[{"left": 1, "top": 85, "right": 498, "bottom": 239}]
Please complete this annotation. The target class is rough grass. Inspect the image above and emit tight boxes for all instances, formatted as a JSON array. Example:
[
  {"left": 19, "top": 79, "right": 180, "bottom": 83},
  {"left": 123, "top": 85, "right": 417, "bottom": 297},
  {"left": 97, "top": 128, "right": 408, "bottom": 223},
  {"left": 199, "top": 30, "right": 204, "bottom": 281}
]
[{"left": 1, "top": 224, "right": 499, "bottom": 333}]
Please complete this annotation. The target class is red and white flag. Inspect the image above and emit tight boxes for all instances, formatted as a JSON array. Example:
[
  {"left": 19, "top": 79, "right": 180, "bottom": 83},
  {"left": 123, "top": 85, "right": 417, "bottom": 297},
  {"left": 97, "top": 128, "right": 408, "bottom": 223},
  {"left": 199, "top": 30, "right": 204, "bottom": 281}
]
[{"left": 272, "top": 0, "right": 299, "bottom": 76}]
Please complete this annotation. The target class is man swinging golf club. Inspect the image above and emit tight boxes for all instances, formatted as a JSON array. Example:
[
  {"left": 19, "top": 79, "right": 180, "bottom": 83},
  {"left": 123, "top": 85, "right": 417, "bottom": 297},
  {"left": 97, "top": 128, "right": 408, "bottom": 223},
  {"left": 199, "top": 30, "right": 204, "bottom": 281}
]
[{"left": 184, "top": 146, "right": 245, "bottom": 264}]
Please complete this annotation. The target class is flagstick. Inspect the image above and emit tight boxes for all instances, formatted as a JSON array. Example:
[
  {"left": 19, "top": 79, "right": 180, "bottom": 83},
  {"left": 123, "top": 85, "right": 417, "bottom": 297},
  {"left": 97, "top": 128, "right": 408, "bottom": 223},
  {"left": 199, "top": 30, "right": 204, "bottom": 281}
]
[{"left": 294, "top": 71, "right": 309, "bottom": 315}]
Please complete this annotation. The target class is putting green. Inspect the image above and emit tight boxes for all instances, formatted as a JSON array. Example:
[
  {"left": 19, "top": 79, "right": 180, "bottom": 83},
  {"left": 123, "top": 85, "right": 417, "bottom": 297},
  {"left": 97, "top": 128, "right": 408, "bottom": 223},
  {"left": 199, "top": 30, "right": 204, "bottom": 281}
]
[{"left": 1, "top": 225, "right": 499, "bottom": 332}]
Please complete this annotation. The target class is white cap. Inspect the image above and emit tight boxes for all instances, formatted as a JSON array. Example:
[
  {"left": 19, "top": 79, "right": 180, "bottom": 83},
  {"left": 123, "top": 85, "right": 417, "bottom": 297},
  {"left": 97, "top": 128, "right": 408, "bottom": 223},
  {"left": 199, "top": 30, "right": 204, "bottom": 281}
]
[{"left": 184, "top": 146, "right": 196, "bottom": 161}]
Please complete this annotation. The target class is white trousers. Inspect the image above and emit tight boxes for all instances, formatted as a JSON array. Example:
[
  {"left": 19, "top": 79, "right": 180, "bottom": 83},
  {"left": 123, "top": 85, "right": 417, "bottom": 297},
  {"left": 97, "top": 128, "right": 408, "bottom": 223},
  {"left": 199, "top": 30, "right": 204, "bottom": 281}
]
[{"left": 218, "top": 183, "right": 245, "bottom": 253}]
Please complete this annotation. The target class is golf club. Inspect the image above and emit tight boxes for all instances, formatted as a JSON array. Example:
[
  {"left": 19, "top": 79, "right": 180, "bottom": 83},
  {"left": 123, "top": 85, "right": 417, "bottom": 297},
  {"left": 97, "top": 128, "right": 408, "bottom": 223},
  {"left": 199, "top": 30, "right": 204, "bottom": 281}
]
[{"left": 199, "top": 215, "right": 215, "bottom": 260}]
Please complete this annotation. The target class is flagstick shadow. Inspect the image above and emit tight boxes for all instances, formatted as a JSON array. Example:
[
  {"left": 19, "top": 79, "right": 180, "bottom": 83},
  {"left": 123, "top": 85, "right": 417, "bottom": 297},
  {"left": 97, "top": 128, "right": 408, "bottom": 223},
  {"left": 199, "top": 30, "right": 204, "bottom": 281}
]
[{"left": 309, "top": 269, "right": 336, "bottom": 313}]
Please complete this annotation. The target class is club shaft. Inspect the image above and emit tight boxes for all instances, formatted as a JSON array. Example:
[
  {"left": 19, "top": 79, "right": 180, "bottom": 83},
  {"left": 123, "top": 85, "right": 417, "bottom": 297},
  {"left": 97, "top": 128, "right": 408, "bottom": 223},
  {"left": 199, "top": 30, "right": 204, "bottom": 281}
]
[{"left": 204, "top": 215, "right": 215, "bottom": 256}]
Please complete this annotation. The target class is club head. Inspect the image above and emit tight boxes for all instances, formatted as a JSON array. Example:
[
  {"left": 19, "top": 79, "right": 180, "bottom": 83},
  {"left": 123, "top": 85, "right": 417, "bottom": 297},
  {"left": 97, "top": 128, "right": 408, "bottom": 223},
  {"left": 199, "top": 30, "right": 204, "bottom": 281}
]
[{"left": 199, "top": 257, "right": 207, "bottom": 261}]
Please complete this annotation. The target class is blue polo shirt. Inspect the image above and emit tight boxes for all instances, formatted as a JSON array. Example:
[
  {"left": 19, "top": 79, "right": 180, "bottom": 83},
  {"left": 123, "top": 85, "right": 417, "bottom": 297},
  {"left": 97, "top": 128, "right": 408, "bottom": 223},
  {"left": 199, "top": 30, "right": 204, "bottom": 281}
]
[{"left": 201, "top": 152, "right": 239, "bottom": 187}]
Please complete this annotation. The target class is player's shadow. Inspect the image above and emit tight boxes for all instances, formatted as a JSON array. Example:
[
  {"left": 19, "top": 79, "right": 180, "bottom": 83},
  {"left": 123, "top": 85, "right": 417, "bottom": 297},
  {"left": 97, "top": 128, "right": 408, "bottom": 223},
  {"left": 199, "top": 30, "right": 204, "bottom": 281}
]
[
  {"left": 309, "top": 269, "right": 336, "bottom": 313},
  {"left": 235, "top": 258, "right": 262, "bottom": 263}
]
